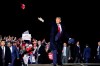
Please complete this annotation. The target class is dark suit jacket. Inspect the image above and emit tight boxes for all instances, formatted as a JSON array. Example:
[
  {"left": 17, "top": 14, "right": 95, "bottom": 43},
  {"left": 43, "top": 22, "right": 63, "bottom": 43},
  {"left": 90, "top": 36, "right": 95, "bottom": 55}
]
[
  {"left": 0, "top": 46, "right": 12, "bottom": 66},
  {"left": 38, "top": 45, "right": 47, "bottom": 64},
  {"left": 99, "top": 47, "right": 100, "bottom": 59},
  {"left": 74, "top": 46, "right": 81, "bottom": 58},
  {"left": 97, "top": 46, "right": 100, "bottom": 59},
  {"left": 83, "top": 47, "right": 91, "bottom": 58},
  {"left": 62, "top": 46, "right": 71, "bottom": 58},
  {"left": 0, "top": 47, "right": 2, "bottom": 65},
  {"left": 50, "top": 22, "right": 69, "bottom": 50},
  {"left": 11, "top": 46, "right": 19, "bottom": 60}
]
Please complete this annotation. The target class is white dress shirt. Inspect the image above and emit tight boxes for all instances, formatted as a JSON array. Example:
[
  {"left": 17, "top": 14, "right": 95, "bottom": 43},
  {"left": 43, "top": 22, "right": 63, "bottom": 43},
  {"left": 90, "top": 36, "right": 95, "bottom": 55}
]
[
  {"left": 37, "top": 45, "right": 41, "bottom": 51},
  {"left": 97, "top": 46, "right": 100, "bottom": 55},
  {"left": 57, "top": 24, "right": 62, "bottom": 33},
  {"left": 1, "top": 46, "right": 5, "bottom": 57},
  {"left": 10, "top": 46, "right": 13, "bottom": 53},
  {"left": 77, "top": 45, "right": 80, "bottom": 53},
  {"left": 63, "top": 47, "right": 66, "bottom": 56}
]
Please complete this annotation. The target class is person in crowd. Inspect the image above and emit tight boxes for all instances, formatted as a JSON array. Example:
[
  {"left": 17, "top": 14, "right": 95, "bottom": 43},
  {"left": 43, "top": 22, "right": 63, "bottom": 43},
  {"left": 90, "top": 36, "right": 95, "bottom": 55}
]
[
  {"left": 45, "top": 42, "right": 52, "bottom": 64},
  {"left": 50, "top": 17, "right": 70, "bottom": 66},
  {"left": 62, "top": 42, "right": 71, "bottom": 64},
  {"left": 26, "top": 44, "right": 34, "bottom": 64},
  {"left": 83, "top": 44, "right": 91, "bottom": 63},
  {"left": 96, "top": 41, "right": 100, "bottom": 63},
  {"left": 74, "top": 41, "right": 82, "bottom": 63},
  {"left": 37, "top": 40, "right": 46, "bottom": 64},
  {"left": 32, "top": 42, "right": 38, "bottom": 64},
  {"left": 0, "top": 40, "right": 12, "bottom": 66},
  {"left": 7, "top": 41, "right": 19, "bottom": 66}
]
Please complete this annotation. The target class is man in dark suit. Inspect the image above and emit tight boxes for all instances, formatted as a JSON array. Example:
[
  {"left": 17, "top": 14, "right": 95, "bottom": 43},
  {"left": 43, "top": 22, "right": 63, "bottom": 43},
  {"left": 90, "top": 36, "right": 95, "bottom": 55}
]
[
  {"left": 74, "top": 41, "right": 81, "bottom": 63},
  {"left": 0, "top": 40, "right": 12, "bottom": 66},
  {"left": 50, "top": 17, "right": 69, "bottom": 66},
  {"left": 83, "top": 44, "right": 91, "bottom": 63},
  {"left": 0, "top": 46, "right": 2, "bottom": 66},
  {"left": 37, "top": 40, "right": 47, "bottom": 64},
  {"left": 7, "top": 41, "right": 19, "bottom": 66},
  {"left": 96, "top": 41, "right": 100, "bottom": 63}
]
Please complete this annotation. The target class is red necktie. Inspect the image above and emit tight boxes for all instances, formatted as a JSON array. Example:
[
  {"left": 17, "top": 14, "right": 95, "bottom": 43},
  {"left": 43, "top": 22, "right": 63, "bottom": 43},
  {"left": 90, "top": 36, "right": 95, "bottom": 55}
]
[{"left": 58, "top": 25, "right": 60, "bottom": 32}]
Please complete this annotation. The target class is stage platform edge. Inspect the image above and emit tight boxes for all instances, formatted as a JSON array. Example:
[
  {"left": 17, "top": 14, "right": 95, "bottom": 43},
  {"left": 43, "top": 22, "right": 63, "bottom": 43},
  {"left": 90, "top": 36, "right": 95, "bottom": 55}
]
[{"left": 29, "top": 63, "right": 100, "bottom": 66}]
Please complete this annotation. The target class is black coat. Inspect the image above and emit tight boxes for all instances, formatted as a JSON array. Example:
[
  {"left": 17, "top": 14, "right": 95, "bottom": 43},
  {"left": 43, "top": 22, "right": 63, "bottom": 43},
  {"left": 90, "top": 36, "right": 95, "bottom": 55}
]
[
  {"left": 38, "top": 45, "right": 47, "bottom": 64},
  {"left": 50, "top": 22, "right": 69, "bottom": 50},
  {"left": 74, "top": 46, "right": 81, "bottom": 58},
  {"left": 0, "top": 46, "right": 12, "bottom": 66}
]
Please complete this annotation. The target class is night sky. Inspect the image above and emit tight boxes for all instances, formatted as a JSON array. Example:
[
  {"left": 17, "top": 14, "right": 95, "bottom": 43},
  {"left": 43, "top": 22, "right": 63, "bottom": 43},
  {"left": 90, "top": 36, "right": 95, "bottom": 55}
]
[{"left": 0, "top": 1, "right": 100, "bottom": 49}]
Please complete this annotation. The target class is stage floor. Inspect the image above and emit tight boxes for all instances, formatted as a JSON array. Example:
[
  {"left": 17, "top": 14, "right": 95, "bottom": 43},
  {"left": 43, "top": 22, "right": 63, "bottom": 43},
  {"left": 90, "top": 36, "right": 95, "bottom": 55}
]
[{"left": 29, "top": 63, "right": 100, "bottom": 66}]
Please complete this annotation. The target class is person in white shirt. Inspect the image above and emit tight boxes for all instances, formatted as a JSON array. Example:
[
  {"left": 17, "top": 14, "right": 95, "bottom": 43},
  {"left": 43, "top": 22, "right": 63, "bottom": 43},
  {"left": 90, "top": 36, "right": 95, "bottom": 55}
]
[
  {"left": 0, "top": 40, "right": 11, "bottom": 66},
  {"left": 62, "top": 42, "right": 71, "bottom": 64},
  {"left": 7, "top": 41, "right": 19, "bottom": 66}
]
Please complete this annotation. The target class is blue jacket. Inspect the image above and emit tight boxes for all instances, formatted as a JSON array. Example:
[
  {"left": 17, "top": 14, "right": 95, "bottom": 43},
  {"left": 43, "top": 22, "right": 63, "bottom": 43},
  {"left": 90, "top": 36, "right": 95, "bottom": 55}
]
[
  {"left": 11, "top": 46, "right": 19, "bottom": 59},
  {"left": 83, "top": 47, "right": 91, "bottom": 58}
]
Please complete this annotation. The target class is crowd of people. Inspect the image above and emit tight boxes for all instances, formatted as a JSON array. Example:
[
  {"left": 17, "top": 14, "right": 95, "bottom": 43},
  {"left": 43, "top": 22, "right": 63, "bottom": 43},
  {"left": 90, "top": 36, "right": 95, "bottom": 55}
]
[
  {"left": 0, "top": 16, "right": 100, "bottom": 66},
  {"left": 0, "top": 35, "right": 100, "bottom": 66},
  {"left": 0, "top": 35, "right": 52, "bottom": 66}
]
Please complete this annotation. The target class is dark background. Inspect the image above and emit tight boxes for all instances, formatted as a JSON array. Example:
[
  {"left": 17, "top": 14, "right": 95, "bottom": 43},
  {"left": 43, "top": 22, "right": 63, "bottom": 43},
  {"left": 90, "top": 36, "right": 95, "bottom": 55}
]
[{"left": 0, "top": 0, "right": 100, "bottom": 59}]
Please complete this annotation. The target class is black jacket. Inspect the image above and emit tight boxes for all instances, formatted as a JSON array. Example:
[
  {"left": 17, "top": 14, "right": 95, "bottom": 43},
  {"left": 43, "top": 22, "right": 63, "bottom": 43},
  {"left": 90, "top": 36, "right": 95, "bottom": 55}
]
[{"left": 0, "top": 46, "right": 12, "bottom": 66}]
